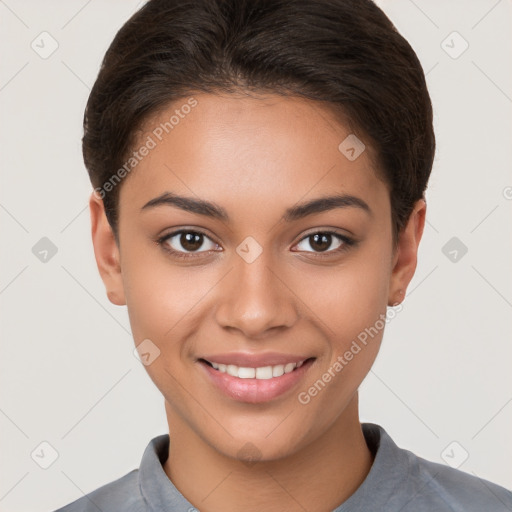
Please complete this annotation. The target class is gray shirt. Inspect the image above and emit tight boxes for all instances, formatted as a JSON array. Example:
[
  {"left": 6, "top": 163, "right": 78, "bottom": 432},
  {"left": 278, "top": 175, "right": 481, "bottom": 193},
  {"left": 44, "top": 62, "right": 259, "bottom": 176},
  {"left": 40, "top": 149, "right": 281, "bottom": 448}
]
[{"left": 53, "top": 422, "right": 512, "bottom": 511}]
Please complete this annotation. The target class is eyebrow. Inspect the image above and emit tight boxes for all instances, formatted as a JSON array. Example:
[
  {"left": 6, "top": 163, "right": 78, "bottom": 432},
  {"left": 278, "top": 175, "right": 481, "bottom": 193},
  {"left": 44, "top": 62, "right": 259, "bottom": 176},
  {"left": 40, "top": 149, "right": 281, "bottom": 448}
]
[{"left": 141, "top": 191, "right": 372, "bottom": 222}]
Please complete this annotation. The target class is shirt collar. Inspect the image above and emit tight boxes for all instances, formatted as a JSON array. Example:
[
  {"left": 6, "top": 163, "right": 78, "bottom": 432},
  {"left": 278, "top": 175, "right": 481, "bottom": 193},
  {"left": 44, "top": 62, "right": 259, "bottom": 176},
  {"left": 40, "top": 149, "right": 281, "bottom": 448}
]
[
  {"left": 138, "top": 422, "right": 410, "bottom": 511},
  {"left": 139, "top": 433, "right": 196, "bottom": 511},
  {"left": 332, "top": 423, "right": 410, "bottom": 511}
]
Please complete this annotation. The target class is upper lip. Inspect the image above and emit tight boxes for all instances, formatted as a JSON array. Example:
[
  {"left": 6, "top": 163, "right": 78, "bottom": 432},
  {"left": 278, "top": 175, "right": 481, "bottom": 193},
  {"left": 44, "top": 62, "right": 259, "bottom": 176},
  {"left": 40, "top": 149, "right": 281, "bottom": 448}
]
[{"left": 199, "top": 352, "right": 313, "bottom": 367}]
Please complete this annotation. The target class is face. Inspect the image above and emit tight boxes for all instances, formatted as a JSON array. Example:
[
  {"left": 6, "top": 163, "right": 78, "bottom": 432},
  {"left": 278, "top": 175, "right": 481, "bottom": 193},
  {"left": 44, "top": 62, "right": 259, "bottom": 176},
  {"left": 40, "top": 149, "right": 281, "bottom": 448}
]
[{"left": 90, "top": 92, "right": 425, "bottom": 462}]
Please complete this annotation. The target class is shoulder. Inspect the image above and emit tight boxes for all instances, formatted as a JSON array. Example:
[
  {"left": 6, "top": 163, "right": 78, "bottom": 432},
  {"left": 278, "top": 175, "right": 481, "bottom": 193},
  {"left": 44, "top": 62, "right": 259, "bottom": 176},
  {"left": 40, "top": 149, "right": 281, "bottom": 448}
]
[
  {"left": 51, "top": 433, "right": 179, "bottom": 512},
  {"left": 51, "top": 434, "right": 171, "bottom": 512},
  {"left": 359, "top": 423, "right": 512, "bottom": 512},
  {"left": 51, "top": 469, "right": 144, "bottom": 512},
  {"left": 398, "top": 443, "right": 512, "bottom": 511}
]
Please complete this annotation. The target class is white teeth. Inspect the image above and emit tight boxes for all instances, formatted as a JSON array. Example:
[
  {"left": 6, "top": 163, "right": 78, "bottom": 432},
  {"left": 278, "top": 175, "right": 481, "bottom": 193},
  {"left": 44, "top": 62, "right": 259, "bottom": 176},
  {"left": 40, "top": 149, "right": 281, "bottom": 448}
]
[
  {"left": 206, "top": 360, "right": 307, "bottom": 379},
  {"left": 227, "top": 364, "right": 238, "bottom": 377},
  {"left": 284, "top": 362, "right": 296, "bottom": 373},
  {"left": 255, "top": 366, "right": 273, "bottom": 379},
  {"left": 272, "top": 364, "right": 285, "bottom": 377},
  {"left": 238, "top": 367, "right": 256, "bottom": 378}
]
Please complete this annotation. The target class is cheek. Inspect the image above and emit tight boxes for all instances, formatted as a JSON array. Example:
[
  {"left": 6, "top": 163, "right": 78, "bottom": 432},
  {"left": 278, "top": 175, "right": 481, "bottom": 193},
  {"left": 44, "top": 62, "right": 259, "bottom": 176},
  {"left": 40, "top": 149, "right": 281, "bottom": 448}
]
[
  {"left": 298, "top": 250, "right": 390, "bottom": 340},
  {"left": 293, "top": 265, "right": 388, "bottom": 423},
  {"left": 121, "top": 247, "right": 204, "bottom": 345},
  {"left": 121, "top": 255, "right": 208, "bottom": 402},
  {"left": 293, "top": 241, "right": 391, "bottom": 388}
]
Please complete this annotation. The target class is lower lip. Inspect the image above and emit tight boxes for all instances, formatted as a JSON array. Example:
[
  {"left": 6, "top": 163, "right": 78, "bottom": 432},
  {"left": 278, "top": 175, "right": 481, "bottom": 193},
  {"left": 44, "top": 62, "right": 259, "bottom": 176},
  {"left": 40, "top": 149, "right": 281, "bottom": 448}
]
[{"left": 199, "top": 359, "right": 315, "bottom": 404}]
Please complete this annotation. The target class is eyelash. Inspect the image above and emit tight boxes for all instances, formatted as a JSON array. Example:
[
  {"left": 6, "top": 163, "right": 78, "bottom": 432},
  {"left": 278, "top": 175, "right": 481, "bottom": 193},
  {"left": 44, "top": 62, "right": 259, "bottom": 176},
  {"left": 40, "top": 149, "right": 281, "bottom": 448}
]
[{"left": 156, "top": 229, "right": 356, "bottom": 260}]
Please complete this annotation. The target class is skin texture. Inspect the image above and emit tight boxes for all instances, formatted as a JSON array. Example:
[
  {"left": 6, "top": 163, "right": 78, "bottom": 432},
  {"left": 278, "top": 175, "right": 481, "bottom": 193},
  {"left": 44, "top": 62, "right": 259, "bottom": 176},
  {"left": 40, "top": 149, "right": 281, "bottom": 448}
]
[{"left": 89, "top": 92, "right": 426, "bottom": 512}]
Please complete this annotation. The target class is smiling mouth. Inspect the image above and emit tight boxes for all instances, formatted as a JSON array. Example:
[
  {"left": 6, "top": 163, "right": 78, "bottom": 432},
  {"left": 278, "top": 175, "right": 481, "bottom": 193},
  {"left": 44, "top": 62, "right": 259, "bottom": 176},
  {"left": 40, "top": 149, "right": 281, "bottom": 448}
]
[{"left": 199, "top": 357, "right": 316, "bottom": 380}]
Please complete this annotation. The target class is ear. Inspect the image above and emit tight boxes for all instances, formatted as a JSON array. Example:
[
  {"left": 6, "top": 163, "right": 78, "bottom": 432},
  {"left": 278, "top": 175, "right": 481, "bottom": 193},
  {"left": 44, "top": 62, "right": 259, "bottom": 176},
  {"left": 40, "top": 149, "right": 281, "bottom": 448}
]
[
  {"left": 388, "top": 199, "right": 426, "bottom": 306},
  {"left": 89, "top": 191, "right": 126, "bottom": 306}
]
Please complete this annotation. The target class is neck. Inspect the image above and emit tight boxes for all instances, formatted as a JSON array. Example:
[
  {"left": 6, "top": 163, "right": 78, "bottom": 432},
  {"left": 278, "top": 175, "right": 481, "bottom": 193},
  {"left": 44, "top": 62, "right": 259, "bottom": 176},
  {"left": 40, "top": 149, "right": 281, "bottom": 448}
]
[{"left": 163, "top": 394, "right": 373, "bottom": 512}]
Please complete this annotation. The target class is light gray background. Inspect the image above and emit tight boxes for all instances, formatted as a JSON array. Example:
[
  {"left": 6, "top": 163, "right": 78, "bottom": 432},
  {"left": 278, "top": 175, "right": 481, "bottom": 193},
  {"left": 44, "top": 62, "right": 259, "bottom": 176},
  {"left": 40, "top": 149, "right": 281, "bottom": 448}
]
[{"left": 1, "top": 1, "right": 511, "bottom": 511}]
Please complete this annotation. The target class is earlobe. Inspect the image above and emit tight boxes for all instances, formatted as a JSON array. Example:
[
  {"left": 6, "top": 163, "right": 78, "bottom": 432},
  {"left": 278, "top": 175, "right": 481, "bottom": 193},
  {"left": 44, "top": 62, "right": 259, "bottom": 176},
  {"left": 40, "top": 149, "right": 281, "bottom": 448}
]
[
  {"left": 89, "top": 192, "right": 126, "bottom": 306},
  {"left": 387, "top": 199, "right": 426, "bottom": 306}
]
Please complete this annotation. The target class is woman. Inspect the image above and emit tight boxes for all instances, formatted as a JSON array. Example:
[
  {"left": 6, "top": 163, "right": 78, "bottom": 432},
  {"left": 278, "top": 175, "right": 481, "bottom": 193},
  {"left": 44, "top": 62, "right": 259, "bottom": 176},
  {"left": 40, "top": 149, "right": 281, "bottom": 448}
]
[{"left": 55, "top": 0, "right": 512, "bottom": 510}]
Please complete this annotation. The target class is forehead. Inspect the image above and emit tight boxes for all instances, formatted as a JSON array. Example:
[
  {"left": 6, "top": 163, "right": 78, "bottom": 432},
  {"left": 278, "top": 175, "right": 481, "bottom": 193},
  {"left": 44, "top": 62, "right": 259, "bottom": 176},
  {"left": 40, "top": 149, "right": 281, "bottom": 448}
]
[{"left": 119, "top": 93, "right": 388, "bottom": 219}]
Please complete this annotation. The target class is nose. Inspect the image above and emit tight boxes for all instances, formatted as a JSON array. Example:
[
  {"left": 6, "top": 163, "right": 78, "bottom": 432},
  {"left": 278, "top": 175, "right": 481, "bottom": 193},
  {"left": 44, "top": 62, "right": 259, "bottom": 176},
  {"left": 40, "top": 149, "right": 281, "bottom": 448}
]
[{"left": 214, "top": 249, "right": 299, "bottom": 339}]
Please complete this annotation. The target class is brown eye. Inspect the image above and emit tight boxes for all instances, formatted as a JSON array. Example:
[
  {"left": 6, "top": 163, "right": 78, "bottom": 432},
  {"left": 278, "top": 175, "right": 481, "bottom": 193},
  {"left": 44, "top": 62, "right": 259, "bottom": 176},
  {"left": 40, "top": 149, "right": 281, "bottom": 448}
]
[
  {"left": 160, "top": 230, "right": 218, "bottom": 255},
  {"left": 309, "top": 233, "right": 333, "bottom": 252},
  {"left": 180, "top": 232, "right": 204, "bottom": 252},
  {"left": 294, "top": 231, "right": 353, "bottom": 254}
]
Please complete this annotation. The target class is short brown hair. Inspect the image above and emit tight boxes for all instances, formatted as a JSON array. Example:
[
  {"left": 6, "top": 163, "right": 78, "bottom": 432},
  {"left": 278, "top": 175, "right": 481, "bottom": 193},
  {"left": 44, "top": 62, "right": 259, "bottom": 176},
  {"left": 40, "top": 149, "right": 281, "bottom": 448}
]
[{"left": 83, "top": 0, "right": 435, "bottom": 243}]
